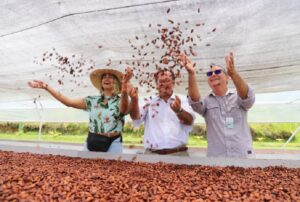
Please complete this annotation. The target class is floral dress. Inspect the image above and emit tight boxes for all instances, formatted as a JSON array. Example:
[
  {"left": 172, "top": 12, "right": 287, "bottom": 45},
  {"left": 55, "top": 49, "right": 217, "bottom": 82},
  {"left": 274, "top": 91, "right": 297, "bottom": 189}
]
[{"left": 83, "top": 94, "right": 124, "bottom": 134}]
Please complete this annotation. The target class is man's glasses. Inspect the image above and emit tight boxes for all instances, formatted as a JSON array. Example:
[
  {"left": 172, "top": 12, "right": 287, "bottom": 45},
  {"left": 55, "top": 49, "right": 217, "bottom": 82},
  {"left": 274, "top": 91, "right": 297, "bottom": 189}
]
[{"left": 206, "top": 69, "right": 223, "bottom": 77}]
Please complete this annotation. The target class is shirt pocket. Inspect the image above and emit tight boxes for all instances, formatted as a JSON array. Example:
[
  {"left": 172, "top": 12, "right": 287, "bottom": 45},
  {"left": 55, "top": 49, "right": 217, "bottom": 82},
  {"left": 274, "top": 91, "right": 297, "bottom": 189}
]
[
  {"left": 206, "top": 103, "right": 220, "bottom": 120},
  {"left": 229, "top": 103, "right": 242, "bottom": 119}
]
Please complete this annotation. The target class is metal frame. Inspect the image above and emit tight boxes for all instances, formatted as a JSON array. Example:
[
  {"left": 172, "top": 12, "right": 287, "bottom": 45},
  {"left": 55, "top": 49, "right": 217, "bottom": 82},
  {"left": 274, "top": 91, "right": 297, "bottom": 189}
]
[
  {"left": 34, "top": 97, "right": 44, "bottom": 142},
  {"left": 281, "top": 126, "right": 300, "bottom": 149}
]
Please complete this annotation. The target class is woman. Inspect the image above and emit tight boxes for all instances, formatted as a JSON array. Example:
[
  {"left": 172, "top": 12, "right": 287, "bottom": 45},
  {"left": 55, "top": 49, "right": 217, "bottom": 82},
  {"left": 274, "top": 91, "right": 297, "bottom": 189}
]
[{"left": 28, "top": 67, "right": 132, "bottom": 153}]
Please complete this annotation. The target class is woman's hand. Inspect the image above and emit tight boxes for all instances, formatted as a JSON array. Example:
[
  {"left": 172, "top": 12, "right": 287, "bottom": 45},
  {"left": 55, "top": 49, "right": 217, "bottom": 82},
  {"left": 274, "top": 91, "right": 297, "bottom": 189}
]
[
  {"left": 121, "top": 67, "right": 133, "bottom": 93},
  {"left": 28, "top": 80, "right": 48, "bottom": 90},
  {"left": 123, "top": 67, "right": 133, "bottom": 85}
]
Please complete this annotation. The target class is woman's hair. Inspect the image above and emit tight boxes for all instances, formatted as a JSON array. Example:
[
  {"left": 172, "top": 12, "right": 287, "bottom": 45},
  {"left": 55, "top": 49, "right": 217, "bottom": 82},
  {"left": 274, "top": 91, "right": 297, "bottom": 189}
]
[{"left": 99, "top": 74, "right": 120, "bottom": 95}]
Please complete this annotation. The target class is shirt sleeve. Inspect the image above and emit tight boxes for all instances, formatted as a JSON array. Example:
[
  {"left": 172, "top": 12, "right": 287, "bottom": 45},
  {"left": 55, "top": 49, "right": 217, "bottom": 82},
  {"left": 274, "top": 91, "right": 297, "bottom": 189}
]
[
  {"left": 83, "top": 96, "right": 93, "bottom": 112},
  {"left": 180, "top": 97, "right": 196, "bottom": 133},
  {"left": 187, "top": 95, "right": 206, "bottom": 116},
  {"left": 237, "top": 85, "right": 255, "bottom": 110},
  {"left": 132, "top": 101, "right": 149, "bottom": 128}
]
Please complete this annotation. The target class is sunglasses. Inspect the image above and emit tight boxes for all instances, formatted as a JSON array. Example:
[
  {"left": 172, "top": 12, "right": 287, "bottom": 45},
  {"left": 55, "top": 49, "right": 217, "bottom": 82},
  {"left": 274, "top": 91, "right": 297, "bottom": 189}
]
[{"left": 206, "top": 69, "right": 223, "bottom": 77}]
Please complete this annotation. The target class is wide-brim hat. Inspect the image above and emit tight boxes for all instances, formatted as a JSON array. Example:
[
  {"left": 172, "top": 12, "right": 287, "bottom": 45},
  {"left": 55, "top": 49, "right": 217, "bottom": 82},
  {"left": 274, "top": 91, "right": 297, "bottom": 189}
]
[{"left": 90, "top": 68, "right": 123, "bottom": 91}]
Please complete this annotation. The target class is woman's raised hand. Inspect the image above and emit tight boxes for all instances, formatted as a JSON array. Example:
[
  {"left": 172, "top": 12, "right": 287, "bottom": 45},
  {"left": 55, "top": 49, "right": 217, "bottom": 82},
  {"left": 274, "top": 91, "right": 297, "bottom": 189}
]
[{"left": 28, "top": 80, "right": 48, "bottom": 90}]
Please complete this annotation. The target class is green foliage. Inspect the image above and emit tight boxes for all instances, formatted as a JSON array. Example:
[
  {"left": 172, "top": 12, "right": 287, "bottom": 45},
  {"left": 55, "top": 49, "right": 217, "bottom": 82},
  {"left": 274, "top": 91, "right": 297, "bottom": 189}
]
[
  {"left": 0, "top": 122, "right": 19, "bottom": 133},
  {"left": 190, "top": 124, "right": 206, "bottom": 138},
  {"left": 0, "top": 122, "right": 88, "bottom": 136},
  {"left": 23, "top": 123, "right": 39, "bottom": 133},
  {"left": 0, "top": 122, "right": 299, "bottom": 143},
  {"left": 18, "top": 122, "right": 24, "bottom": 132},
  {"left": 49, "top": 130, "right": 62, "bottom": 137},
  {"left": 43, "top": 123, "right": 89, "bottom": 135},
  {"left": 123, "top": 123, "right": 144, "bottom": 135},
  {"left": 250, "top": 123, "right": 300, "bottom": 142}
]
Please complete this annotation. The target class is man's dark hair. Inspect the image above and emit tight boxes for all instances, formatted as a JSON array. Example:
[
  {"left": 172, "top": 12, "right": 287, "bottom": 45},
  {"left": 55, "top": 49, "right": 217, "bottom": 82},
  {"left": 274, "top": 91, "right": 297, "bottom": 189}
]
[{"left": 154, "top": 68, "right": 176, "bottom": 82}]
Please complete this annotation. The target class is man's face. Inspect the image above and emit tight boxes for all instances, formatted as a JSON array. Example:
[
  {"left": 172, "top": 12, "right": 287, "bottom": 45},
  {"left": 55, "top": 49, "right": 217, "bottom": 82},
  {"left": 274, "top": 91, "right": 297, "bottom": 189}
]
[
  {"left": 207, "top": 66, "right": 228, "bottom": 90},
  {"left": 156, "top": 71, "right": 175, "bottom": 97},
  {"left": 101, "top": 73, "right": 115, "bottom": 90}
]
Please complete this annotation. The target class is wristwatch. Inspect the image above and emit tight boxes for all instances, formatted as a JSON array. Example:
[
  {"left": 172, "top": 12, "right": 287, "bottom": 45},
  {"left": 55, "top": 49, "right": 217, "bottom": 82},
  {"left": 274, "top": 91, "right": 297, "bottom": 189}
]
[{"left": 176, "top": 107, "right": 184, "bottom": 115}]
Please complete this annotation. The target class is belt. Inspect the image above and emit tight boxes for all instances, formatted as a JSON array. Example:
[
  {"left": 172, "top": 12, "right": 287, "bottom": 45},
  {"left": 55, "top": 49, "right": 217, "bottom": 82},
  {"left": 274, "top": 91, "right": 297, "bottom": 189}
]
[
  {"left": 149, "top": 146, "right": 188, "bottom": 155},
  {"left": 94, "top": 132, "right": 121, "bottom": 138}
]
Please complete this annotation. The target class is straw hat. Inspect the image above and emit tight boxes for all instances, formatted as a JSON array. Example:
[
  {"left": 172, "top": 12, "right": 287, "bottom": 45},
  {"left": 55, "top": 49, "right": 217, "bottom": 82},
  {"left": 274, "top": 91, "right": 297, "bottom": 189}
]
[{"left": 90, "top": 68, "right": 123, "bottom": 92}]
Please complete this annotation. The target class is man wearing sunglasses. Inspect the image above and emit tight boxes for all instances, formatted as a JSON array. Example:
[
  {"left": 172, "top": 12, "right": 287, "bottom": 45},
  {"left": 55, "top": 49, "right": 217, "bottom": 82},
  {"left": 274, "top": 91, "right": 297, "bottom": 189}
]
[{"left": 178, "top": 52, "right": 255, "bottom": 158}]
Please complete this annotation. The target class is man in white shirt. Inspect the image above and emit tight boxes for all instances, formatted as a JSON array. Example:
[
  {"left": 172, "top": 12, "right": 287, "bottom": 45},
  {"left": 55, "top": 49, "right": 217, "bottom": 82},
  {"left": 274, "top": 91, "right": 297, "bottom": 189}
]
[{"left": 127, "top": 69, "right": 195, "bottom": 156}]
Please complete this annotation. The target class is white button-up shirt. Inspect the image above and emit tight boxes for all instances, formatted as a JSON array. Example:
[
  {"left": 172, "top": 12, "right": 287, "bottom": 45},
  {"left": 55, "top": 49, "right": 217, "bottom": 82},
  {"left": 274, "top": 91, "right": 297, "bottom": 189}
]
[{"left": 133, "top": 95, "right": 195, "bottom": 150}]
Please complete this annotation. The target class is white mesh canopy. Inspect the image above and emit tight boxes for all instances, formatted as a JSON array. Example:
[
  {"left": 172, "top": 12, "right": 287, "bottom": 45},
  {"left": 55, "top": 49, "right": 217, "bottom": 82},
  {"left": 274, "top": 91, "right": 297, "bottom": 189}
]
[{"left": 0, "top": 0, "right": 300, "bottom": 122}]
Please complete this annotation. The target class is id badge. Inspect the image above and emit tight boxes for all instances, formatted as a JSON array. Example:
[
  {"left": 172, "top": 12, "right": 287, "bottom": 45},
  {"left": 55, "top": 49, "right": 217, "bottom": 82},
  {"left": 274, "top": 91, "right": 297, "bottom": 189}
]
[{"left": 226, "top": 117, "right": 234, "bottom": 129}]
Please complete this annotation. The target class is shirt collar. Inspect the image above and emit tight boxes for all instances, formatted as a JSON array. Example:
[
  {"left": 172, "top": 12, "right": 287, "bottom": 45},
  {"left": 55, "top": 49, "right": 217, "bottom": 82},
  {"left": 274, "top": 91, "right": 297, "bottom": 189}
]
[
  {"left": 100, "top": 93, "right": 119, "bottom": 101},
  {"left": 154, "top": 94, "right": 176, "bottom": 103},
  {"left": 209, "top": 89, "right": 234, "bottom": 97}
]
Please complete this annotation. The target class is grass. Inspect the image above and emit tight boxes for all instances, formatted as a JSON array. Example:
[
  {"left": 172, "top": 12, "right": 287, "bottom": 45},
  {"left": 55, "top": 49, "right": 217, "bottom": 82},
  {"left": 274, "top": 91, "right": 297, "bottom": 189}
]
[
  {"left": 253, "top": 141, "right": 300, "bottom": 149},
  {"left": 0, "top": 132, "right": 299, "bottom": 150},
  {"left": 0, "top": 132, "right": 86, "bottom": 143}
]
